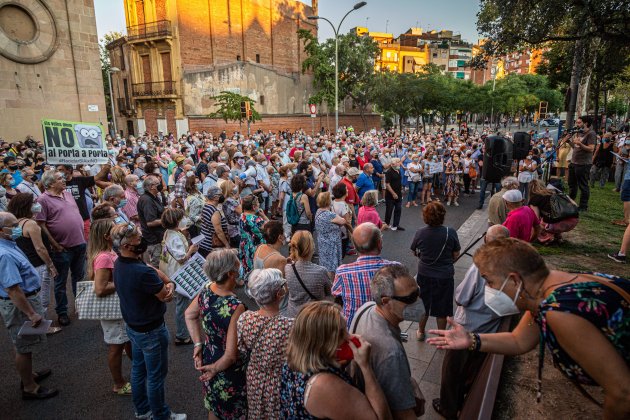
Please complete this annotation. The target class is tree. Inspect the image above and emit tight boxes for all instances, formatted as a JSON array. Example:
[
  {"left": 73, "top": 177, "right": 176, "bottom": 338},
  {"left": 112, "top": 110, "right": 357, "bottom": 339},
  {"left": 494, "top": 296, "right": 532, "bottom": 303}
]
[
  {"left": 208, "top": 91, "right": 261, "bottom": 125},
  {"left": 476, "top": 0, "right": 630, "bottom": 128},
  {"left": 298, "top": 29, "right": 379, "bottom": 130},
  {"left": 99, "top": 31, "right": 124, "bottom": 124}
]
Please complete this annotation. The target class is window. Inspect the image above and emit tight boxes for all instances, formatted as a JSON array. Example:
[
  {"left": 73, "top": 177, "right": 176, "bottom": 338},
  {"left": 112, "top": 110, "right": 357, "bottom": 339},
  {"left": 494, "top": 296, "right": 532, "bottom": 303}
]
[
  {"left": 260, "top": 95, "right": 265, "bottom": 105},
  {"left": 433, "top": 53, "right": 437, "bottom": 58},
  {"left": 237, "top": 55, "right": 241, "bottom": 61},
  {"left": 255, "top": 54, "right": 260, "bottom": 63}
]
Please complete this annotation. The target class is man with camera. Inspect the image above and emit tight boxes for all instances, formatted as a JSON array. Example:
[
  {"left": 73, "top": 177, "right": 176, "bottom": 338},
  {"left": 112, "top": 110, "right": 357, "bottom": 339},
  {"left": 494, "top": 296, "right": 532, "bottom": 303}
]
[{"left": 567, "top": 115, "right": 597, "bottom": 211}]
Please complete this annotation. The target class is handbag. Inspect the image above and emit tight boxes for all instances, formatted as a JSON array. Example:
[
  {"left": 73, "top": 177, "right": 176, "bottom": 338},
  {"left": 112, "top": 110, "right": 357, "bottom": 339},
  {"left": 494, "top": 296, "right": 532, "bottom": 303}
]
[
  {"left": 211, "top": 208, "right": 228, "bottom": 248},
  {"left": 548, "top": 193, "right": 579, "bottom": 223},
  {"left": 75, "top": 281, "right": 123, "bottom": 320},
  {"left": 468, "top": 166, "right": 477, "bottom": 178}
]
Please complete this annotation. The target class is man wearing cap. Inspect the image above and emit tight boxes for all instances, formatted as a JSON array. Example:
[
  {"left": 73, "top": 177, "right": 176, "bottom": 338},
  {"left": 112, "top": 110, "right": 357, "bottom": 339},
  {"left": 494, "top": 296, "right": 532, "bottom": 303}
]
[
  {"left": 342, "top": 167, "right": 361, "bottom": 218},
  {"left": 487, "top": 176, "right": 519, "bottom": 226},
  {"left": 502, "top": 189, "right": 540, "bottom": 242}
]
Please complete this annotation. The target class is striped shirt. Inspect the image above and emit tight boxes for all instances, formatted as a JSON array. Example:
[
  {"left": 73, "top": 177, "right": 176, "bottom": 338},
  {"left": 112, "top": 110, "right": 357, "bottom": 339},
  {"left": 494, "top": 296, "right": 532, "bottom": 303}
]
[
  {"left": 199, "top": 204, "right": 217, "bottom": 252},
  {"left": 332, "top": 255, "right": 393, "bottom": 327}
]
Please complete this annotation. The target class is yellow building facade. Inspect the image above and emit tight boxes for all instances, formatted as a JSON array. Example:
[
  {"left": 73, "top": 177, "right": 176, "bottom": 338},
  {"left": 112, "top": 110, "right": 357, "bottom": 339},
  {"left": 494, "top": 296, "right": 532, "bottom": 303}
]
[{"left": 353, "top": 27, "right": 429, "bottom": 74}]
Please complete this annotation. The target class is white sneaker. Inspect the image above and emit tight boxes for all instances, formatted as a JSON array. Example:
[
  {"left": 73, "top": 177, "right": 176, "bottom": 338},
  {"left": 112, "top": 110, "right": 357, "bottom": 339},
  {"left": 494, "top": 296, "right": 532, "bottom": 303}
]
[
  {"left": 390, "top": 226, "right": 397, "bottom": 231},
  {"left": 446, "top": 201, "right": 452, "bottom": 206},
  {"left": 135, "top": 413, "right": 152, "bottom": 420},
  {"left": 170, "top": 413, "right": 187, "bottom": 420},
  {"left": 454, "top": 201, "right": 460, "bottom": 207}
]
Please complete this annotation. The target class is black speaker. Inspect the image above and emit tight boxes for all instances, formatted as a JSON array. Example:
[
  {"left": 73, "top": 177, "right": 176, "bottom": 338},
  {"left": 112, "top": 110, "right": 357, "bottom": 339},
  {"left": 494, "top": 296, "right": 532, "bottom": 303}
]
[
  {"left": 512, "top": 131, "right": 531, "bottom": 161},
  {"left": 482, "top": 136, "right": 513, "bottom": 183}
]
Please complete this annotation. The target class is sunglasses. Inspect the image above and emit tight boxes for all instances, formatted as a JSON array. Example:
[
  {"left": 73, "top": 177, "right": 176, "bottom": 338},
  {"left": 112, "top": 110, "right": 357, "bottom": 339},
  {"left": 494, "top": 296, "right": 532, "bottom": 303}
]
[{"left": 389, "top": 288, "right": 420, "bottom": 305}]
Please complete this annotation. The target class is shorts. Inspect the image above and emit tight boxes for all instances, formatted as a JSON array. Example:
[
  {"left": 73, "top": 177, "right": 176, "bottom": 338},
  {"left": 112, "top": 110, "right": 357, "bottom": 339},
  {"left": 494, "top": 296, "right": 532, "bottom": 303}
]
[
  {"left": 0, "top": 293, "right": 46, "bottom": 354},
  {"left": 100, "top": 319, "right": 130, "bottom": 345},
  {"left": 621, "top": 179, "right": 630, "bottom": 202}
]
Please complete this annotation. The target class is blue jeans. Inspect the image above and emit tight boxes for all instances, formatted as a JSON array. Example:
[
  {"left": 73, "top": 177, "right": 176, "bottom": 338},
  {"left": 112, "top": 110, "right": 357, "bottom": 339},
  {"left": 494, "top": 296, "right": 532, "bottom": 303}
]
[
  {"left": 127, "top": 323, "right": 171, "bottom": 420},
  {"left": 478, "top": 179, "right": 500, "bottom": 207},
  {"left": 51, "top": 243, "right": 87, "bottom": 316},
  {"left": 407, "top": 181, "right": 422, "bottom": 202},
  {"left": 174, "top": 293, "right": 191, "bottom": 340}
]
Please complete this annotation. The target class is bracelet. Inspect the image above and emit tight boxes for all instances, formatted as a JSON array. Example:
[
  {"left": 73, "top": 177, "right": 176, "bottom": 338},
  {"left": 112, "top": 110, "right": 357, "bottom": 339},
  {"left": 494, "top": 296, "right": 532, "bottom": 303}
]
[
  {"left": 194, "top": 342, "right": 203, "bottom": 348},
  {"left": 468, "top": 333, "right": 481, "bottom": 351}
]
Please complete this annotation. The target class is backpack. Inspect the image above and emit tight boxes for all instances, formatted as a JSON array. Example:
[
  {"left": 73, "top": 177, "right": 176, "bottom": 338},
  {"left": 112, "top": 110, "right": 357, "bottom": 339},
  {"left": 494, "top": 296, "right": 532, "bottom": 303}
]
[{"left": 286, "top": 192, "right": 304, "bottom": 225}]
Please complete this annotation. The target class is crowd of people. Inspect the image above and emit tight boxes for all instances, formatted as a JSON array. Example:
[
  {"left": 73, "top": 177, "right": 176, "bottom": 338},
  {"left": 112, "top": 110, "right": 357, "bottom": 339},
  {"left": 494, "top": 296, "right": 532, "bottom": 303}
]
[{"left": 0, "top": 117, "right": 628, "bottom": 419}]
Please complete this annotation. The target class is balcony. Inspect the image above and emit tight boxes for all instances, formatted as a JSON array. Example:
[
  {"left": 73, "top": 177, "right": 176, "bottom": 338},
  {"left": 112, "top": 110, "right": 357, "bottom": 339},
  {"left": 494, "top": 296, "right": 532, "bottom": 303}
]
[
  {"left": 131, "top": 81, "right": 178, "bottom": 98},
  {"left": 127, "top": 20, "right": 172, "bottom": 43}
]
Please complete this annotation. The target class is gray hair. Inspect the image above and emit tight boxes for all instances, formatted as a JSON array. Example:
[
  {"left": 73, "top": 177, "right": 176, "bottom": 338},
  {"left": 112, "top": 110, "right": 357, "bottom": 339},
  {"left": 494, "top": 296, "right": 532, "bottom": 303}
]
[
  {"left": 204, "top": 249, "right": 240, "bottom": 284},
  {"left": 361, "top": 190, "right": 379, "bottom": 208},
  {"left": 143, "top": 176, "right": 159, "bottom": 191},
  {"left": 103, "top": 184, "right": 124, "bottom": 202},
  {"left": 501, "top": 176, "right": 518, "bottom": 189},
  {"left": 486, "top": 225, "right": 510, "bottom": 242},
  {"left": 0, "top": 211, "right": 15, "bottom": 228},
  {"left": 353, "top": 222, "right": 382, "bottom": 254},
  {"left": 370, "top": 264, "right": 411, "bottom": 305},
  {"left": 124, "top": 174, "right": 139, "bottom": 187},
  {"left": 41, "top": 170, "right": 58, "bottom": 189},
  {"left": 247, "top": 268, "right": 285, "bottom": 306}
]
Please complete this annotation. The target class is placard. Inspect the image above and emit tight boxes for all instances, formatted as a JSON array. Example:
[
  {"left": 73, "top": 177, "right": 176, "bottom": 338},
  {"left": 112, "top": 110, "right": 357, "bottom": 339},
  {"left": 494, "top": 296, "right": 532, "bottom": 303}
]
[
  {"left": 429, "top": 162, "right": 443, "bottom": 175},
  {"left": 42, "top": 119, "right": 108, "bottom": 165},
  {"left": 171, "top": 253, "right": 210, "bottom": 299}
]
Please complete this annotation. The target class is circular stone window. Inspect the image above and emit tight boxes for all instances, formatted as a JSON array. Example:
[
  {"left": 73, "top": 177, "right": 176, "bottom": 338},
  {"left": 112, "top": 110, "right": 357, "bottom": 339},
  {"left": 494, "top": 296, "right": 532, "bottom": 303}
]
[{"left": 0, "top": 0, "right": 58, "bottom": 64}]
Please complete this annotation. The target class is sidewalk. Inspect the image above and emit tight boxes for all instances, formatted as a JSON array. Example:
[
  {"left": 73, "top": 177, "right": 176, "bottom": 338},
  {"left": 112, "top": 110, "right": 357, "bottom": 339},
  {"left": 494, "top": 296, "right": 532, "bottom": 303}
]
[{"left": 400, "top": 206, "right": 488, "bottom": 419}]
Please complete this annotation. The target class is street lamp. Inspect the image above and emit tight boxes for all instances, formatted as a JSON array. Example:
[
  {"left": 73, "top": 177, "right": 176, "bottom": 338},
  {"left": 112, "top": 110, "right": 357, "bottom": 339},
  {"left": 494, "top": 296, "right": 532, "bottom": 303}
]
[
  {"left": 108, "top": 67, "right": 121, "bottom": 137},
  {"left": 308, "top": 1, "right": 367, "bottom": 136}
]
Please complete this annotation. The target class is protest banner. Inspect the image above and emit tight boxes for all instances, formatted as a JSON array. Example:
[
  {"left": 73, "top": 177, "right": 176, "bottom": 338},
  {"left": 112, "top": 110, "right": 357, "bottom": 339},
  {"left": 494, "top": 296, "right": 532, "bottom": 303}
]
[
  {"left": 171, "top": 253, "right": 210, "bottom": 299},
  {"left": 429, "top": 162, "right": 443, "bottom": 175},
  {"left": 42, "top": 119, "right": 108, "bottom": 165}
]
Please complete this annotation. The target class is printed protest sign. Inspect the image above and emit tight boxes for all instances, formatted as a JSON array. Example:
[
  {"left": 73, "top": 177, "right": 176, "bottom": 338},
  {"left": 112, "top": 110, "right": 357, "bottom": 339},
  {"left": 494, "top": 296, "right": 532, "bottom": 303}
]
[
  {"left": 171, "top": 253, "right": 210, "bottom": 299},
  {"left": 42, "top": 119, "right": 108, "bottom": 165}
]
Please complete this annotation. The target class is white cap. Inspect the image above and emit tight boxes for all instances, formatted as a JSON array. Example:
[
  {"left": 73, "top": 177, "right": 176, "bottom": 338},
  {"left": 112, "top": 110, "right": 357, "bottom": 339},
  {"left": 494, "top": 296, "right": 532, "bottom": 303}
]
[{"left": 503, "top": 189, "right": 523, "bottom": 203}]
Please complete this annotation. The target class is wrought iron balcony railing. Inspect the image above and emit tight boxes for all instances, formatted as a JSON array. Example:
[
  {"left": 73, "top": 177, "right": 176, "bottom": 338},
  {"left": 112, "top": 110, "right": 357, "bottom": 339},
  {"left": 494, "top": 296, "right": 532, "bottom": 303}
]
[
  {"left": 131, "top": 81, "right": 177, "bottom": 98},
  {"left": 127, "top": 20, "right": 172, "bottom": 42}
]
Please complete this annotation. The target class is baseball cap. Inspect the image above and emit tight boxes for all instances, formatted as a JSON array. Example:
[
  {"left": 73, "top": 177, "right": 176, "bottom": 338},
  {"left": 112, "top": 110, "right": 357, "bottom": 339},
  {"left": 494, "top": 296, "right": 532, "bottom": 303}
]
[
  {"left": 174, "top": 155, "right": 185, "bottom": 164},
  {"left": 503, "top": 189, "right": 523, "bottom": 203},
  {"left": 347, "top": 167, "right": 361, "bottom": 177}
]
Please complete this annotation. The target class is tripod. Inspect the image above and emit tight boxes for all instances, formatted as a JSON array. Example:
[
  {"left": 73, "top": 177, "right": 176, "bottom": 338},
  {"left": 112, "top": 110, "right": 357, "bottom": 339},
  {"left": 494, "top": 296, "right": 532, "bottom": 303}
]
[{"left": 454, "top": 232, "right": 486, "bottom": 263}]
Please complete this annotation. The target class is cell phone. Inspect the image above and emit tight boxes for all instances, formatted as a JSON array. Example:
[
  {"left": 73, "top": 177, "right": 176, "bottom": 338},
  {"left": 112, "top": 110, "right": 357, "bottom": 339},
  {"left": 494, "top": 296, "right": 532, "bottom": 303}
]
[{"left": 336, "top": 336, "right": 361, "bottom": 361}]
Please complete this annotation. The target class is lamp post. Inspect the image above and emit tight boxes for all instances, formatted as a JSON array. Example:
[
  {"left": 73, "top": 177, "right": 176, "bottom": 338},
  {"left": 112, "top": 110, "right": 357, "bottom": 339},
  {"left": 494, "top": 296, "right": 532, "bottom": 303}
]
[
  {"left": 308, "top": 1, "right": 367, "bottom": 136},
  {"left": 108, "top": 67, "right": 121, "bottom": 137}
]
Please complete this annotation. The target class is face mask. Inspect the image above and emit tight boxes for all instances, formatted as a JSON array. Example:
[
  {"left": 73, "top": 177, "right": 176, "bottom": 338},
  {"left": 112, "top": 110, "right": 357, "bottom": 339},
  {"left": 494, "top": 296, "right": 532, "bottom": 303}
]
[
  {"left": 31, "top": 203, "right": 42, "bottom": 214},
  {"left": 114, "top": 216, "right": 123, "bottom": 224},
  {"left": 10, "top": 226, "right": 22, "bottom": 241},
  {"left": 117, "top": 199, "right": 128, "bottom": 209},
  {"left": 484, "top": 276, "right": 521, "bottom": 317},
  {"left": 136, "top": 181, "right": 145, "bottom": 194},
  {"left": 218, "top": 195, "right": 225, "bottom": 204},
  {"left": 156, "top": 183, "right": 164, "bottom": 192},
  {"left": 127, "top": 240, "right": 148, "bottom": 255},
  {"left": 402, "top": 298, "right": 425, "bottom": 322},
  {"left": 625, "top": 140, "right": 630, "bottom": 146},
  {"left": 108, "top": 149, "right": 115, "bottom": 155},
  {"left": 8, "top": 165, "right": 18, "bottom": 171},
  {"left": 237, "top": 159, "right": 245, "bottom": 166}
]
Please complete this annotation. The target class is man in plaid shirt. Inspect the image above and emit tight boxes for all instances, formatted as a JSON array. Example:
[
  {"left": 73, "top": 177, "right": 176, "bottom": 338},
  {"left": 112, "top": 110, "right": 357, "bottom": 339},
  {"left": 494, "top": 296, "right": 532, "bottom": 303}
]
[
  {"left": 173, "top": 161, "right": 194, "bottom": 209},
  {"left": 333, "top": 222, "right": 393, "bottom": 328}
]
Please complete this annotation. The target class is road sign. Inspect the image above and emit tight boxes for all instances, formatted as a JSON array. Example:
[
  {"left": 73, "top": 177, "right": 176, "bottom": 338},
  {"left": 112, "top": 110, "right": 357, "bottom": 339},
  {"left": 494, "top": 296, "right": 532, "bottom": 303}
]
[{"left": 309, "top": 104, "right": 316, "bottom": 118}]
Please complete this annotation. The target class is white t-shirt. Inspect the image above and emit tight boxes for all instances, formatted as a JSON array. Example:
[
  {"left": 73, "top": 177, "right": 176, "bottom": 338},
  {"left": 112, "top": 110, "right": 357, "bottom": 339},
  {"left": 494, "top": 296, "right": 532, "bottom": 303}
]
[
  {"left": 518, "top": 159, "right": 536, "bottom": 183},
  {"left": 332, "top": 200, "right": 350, "bottom": 238}
]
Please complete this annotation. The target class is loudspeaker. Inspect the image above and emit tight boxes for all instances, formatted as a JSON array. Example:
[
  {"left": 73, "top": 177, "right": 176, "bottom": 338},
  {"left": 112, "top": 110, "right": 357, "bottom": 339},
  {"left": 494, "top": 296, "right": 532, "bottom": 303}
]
[
  {"left": 482, "top": 136, "right": 513, "bottom": 183},
  {"left": 512, "top": 131, "right": 531, "bottom": 161}
]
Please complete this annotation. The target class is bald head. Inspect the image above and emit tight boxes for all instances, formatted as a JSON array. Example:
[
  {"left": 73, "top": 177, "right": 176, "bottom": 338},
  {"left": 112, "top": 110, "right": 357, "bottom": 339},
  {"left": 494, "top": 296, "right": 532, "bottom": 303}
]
[
  {"left": 485, "top": 225, "right": 510, "bottom": 243},
  {"left": 352, "top": 222, "right": 382, "bottom": 255}
]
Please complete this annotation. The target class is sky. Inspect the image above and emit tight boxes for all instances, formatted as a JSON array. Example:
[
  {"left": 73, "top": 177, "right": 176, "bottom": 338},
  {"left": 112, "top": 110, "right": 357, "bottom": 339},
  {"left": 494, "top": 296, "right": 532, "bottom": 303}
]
[{"left": 93, "top": 0, "right": 481, "bottom": 44}]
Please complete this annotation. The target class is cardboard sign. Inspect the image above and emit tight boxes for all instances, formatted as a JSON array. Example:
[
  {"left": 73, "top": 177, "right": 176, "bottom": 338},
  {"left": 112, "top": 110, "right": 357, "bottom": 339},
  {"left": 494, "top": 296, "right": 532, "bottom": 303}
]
[
  {"left": 42, "top": 119, "right": 108, "bottom": 165},
  {"left": 171, "top": 253, "right": 210, "bottom": 299}
]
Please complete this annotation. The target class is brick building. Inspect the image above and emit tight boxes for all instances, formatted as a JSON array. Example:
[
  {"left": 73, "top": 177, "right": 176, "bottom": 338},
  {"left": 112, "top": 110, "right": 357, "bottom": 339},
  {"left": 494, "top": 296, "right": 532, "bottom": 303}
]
[
  {"left": 108, "top": 0, "right": 380, "bottom": 137},
  {"left": 0, "top": 0, "right": 107, "bottom": 141}
]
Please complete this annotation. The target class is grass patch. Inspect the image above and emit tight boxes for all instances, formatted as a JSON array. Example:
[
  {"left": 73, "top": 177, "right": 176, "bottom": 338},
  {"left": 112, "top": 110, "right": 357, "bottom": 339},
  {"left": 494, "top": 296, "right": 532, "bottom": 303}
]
[{"left": 534, "top": 183, "right": 627, "bottom": 277}]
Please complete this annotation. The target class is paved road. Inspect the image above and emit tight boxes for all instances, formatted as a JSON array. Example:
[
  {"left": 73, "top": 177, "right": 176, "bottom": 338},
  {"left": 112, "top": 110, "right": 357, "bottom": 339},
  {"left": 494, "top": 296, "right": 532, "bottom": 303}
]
[{"left": 0, "top": 192, "right": 482, "bottom": 420}]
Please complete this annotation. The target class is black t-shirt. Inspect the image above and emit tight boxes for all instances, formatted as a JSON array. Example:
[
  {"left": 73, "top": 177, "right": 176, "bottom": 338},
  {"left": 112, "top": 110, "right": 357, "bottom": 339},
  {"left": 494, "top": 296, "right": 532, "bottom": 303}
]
[
  {"left": 385, "top": 168, "right": 402, "bottom": 198},
  {"left": 113, "top": 256, "right": 165, "bottom": 332},
  {"left": 65, "top": 176, "right": 95, "bottom": 220},
  {"left": 410, "top": 225, "right": 461, "bottom": 279},
  {"left": 196, "top": 161, "right": 209, "bottom": 178},
  {"left": 137, "top": 192, "right": 165, "bottom": 244},
  {"left": 529, "top": 192, "right": 553, "bottom": 222}
]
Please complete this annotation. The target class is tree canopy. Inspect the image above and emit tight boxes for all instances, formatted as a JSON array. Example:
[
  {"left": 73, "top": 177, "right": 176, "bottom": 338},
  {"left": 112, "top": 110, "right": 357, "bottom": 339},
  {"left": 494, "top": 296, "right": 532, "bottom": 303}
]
[{"left": 208, "top": 91, "right": 261, "bottom": 125}]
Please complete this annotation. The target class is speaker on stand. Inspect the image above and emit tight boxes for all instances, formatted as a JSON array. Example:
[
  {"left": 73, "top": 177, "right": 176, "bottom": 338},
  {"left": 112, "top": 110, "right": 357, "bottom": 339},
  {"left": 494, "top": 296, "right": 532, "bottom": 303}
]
[
  {"left": 512, "top": 131, "right": 532, "bottom": 161},
  {"left": 482, "top": 136, "right": 514, "bottom": 183}
]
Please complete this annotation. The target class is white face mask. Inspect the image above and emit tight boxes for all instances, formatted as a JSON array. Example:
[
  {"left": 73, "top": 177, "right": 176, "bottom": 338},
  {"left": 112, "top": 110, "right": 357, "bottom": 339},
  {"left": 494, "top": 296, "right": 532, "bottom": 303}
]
[{"left": 484, "top": 276, "right": 521, "bottom": 317}]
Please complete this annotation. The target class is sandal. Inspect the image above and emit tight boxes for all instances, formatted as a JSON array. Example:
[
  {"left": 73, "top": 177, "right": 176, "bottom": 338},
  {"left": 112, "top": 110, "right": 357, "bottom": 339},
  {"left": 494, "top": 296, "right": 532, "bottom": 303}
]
[
  {"left": 432, "top": 398, "right": 446, "bottom": 416},
  {"left": 174, "top": 337, "right": 193, "bottom": 346},
  {"left": 113, "top": 382, "right": 132, "bottom": 395},
  {"left": 416, "top": 331, "right": 426, "bottom": 341},
  {"left": 46, "top": 326, "right": 62, "bottom": 335}
]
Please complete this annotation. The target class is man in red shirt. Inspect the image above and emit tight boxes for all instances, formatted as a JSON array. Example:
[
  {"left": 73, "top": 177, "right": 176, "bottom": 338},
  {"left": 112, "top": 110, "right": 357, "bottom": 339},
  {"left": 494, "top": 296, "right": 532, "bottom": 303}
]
[
  {"left": 502, "top": 190, "right": 540, "bottom": 242},
  {"left": 342, "top": 167, "right": 361, "bottom": 218}
]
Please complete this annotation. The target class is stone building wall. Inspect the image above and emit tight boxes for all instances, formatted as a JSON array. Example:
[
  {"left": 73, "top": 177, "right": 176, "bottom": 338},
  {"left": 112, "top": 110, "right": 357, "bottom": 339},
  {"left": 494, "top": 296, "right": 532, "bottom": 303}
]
[{"left": 0, "top": 0, "right": 107, "bottom": 141}]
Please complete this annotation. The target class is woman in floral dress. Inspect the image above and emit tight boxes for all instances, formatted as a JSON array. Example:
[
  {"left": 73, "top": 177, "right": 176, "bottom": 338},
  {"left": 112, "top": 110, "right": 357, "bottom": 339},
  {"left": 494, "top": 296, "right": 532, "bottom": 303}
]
[
  {"left": 239, "top": 195, "right": 268, "bottom": 279},
  {"left": 185, "top": 249, "right": 247, "bottom": 419},
  {"left": 238, "top": 268, "right": 293, "bottom": 419},
  {"left": 313, "top": 192, "right": 346, "bottom": 276},
  {"left": 444, "top": 154, "right": 463, "bottom": 207}
]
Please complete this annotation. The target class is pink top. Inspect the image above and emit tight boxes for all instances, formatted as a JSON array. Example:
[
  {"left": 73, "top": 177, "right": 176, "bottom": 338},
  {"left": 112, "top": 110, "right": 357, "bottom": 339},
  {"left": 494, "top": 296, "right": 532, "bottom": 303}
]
[
  {"left": 503, "top": 206, "right": 540, "bottom": 242},
  {"left": 123, "top": 188, "right": 139, "bottom": 219},
  {"left": 357, "top": 206, "right": 383, "bottom": 229},
  {"left": 35, "top": 191, "right": 85, "bottom": 248},
  {"left": 93, "top": 251, "right": 118, "bottom": 271}
]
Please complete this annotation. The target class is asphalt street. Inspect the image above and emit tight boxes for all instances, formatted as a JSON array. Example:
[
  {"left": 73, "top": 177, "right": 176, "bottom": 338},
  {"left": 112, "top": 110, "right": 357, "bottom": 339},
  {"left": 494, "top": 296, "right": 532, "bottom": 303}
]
[{"left": 0, "top": 192, "right": 481, "bottom": 420}]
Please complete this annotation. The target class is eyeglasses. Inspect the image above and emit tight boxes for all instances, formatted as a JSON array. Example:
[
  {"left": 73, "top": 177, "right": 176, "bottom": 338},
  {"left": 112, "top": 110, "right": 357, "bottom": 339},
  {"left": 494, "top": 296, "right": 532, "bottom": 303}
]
[{"left": 388, "top": 288, "right": 420, "bottom": 305}]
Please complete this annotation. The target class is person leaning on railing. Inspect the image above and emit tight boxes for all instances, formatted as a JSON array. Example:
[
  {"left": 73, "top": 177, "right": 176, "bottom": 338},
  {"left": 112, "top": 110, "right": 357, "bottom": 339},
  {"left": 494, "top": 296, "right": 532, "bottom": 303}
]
[{"left": 427, "top": 238, "right": 630, "bottom": 418}]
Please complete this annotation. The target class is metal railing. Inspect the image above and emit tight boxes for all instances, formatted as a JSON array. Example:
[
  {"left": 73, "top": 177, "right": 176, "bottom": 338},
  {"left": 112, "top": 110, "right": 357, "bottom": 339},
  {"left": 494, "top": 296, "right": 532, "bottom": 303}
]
[
  {"left": 459, "top": 316, "right": 513, "bottom": 419},
  {"left": 127, "top": 20, "right": 172, "bottom": 41},
  {"left": 131, "top": 81, "right": 177, "bottom": 97}
]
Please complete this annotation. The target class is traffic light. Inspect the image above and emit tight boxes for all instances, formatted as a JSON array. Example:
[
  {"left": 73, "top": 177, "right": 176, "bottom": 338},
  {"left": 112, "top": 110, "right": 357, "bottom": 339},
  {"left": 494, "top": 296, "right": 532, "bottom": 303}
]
[{"left": 240, "top": 101, "right": 247, "bottom": 119}]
